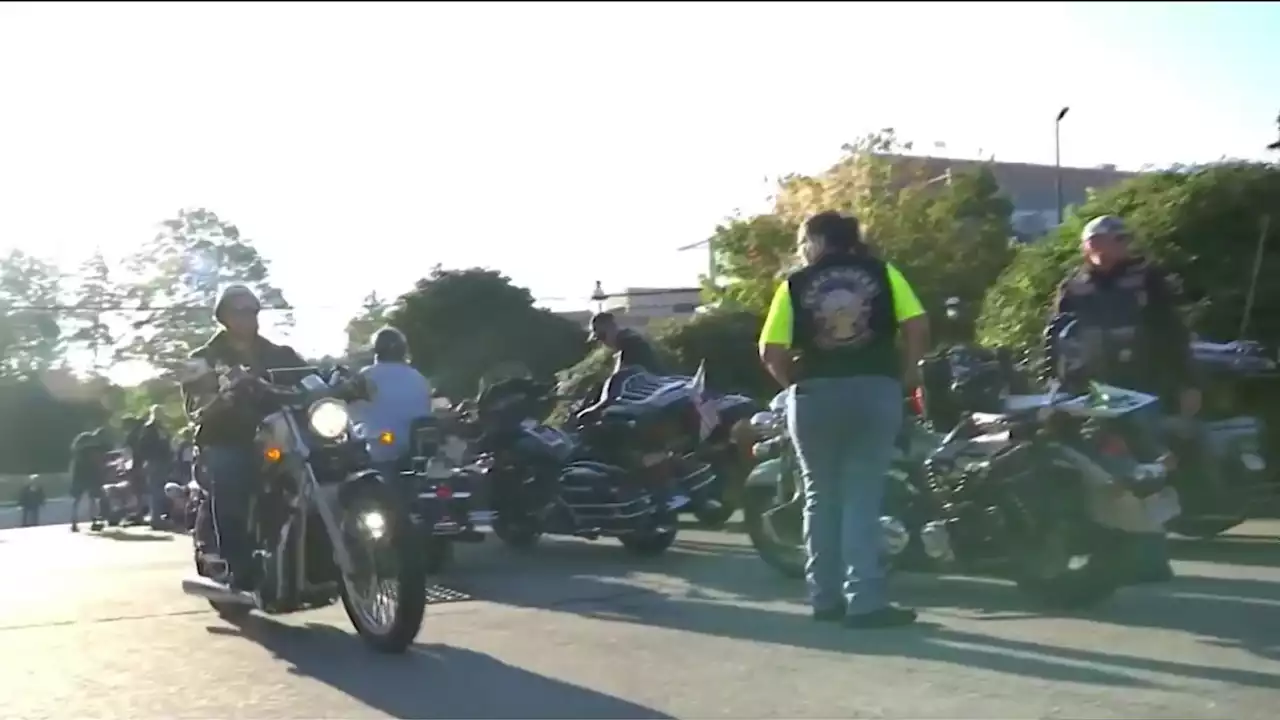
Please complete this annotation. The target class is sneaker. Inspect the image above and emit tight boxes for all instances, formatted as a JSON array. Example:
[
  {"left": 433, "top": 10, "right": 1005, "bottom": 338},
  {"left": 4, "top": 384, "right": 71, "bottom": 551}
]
[{"left": 844, "top": 605, "right": 918, "bottom": 629}]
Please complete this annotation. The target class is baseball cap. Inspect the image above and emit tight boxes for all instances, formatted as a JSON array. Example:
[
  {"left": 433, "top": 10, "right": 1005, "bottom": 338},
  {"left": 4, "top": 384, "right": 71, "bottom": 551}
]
[{"left": 1081, "top": 215, "right": 1130, "bottom": 241}]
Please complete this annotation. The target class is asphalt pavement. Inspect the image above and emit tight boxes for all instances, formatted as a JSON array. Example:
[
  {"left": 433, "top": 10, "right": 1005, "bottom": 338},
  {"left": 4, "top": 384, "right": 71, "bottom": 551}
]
[{"left": 1, "top": 519, "right": 1278, "bottom": 719}]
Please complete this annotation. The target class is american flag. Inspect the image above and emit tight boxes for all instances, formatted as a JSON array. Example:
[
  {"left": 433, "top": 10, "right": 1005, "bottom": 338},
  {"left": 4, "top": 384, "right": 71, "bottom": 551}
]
[{"left": 689, "top": 362, "right": 720, "bottom": 441}]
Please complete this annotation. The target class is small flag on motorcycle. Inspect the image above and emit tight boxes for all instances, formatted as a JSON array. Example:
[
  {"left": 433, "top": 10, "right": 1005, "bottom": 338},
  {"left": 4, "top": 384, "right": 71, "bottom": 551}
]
[{"left": 690, "top": 361, "right": 719, "bottom": 441}]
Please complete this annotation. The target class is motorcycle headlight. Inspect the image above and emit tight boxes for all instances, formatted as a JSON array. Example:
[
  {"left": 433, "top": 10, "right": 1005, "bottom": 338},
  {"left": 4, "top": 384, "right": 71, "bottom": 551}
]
[
  {"left": 749, "top": 411, "right": 784, "bottom": 439},
  {"left": 308, "top": 398, "right": 351, "bottom": 439}
]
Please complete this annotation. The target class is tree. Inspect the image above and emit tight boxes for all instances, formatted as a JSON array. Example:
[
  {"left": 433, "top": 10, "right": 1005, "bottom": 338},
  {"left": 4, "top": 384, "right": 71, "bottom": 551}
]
[
  {"left": 653, "top": 308, "right": 775, "bottom": 400},
  {"left": 700, "top": 215, "right": 797, "bottom": 314},
  {"left": 116, "top": 208, "right": 292, "bottom": 372},
  {"left": 344, "top": 291, "right": 390, "bottom": 359},
  {"left": 66, "top": 250, "right": 122, "bottom": 374},
  {"left": 976, "top": 161, "right": 1280, "bottom": 352},
  {"left": 386, "top": 267, "right": 589, "bottom": 398},
  {"left": 706, "top": 130, "right": 1015, "bottom": 340},
  {"left": 0, "top": 250, "right": 65, "bottom": 378}
]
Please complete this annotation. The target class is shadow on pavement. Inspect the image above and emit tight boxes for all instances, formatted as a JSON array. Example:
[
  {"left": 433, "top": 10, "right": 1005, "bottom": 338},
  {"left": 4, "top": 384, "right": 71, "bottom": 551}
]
[
  {"left": 460, "top": 533, "right": 1280, "bottom": 691},
  {"left": 208, "top": 620, "right": 671, "bottom": 719},
  {"left": 87, "top": 528, "right": 174, "bottom": 542},
  {"left": 1168, "top": 533, "right": 1280, "bottom": 568}
]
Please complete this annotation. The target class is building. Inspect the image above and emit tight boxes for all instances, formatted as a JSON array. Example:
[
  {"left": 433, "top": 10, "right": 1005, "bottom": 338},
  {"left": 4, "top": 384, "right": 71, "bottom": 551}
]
[
  {"left": 555, "top": 286, "right": 703, "bottom": 335},
  {"left": 884, "top": 154, "right": 1142, "bottom": 241}
]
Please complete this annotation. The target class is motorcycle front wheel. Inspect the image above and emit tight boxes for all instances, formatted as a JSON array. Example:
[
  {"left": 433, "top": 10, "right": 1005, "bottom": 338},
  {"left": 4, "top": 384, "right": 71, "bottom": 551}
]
[
  {"left": 338, "top": 485, "right": 428, "bottom": 654},
  {"left": 1011, "top": 517, "right": 1119, "bottom": 609},
  {"left": 742, "top": 484, "right": 805, "bottom": 579}
]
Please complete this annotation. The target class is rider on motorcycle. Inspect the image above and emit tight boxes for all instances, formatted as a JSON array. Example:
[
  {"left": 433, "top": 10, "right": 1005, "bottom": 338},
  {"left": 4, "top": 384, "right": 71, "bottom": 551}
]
[
  {"left": 180, "top": 284, "right": 307, "bottom": 590},
  {"left": 1053, "top": 214, "right": 1211, "bottom": 584},
  {"left": 576, "top": 312, "right": 668, "bottom": 422},
  {"left": 350, "top": 326, "right": 434, "bottom": 469}
]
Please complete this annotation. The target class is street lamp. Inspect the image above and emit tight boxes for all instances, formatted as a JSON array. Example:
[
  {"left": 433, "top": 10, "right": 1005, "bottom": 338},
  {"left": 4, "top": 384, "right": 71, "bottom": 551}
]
[
  {"left": 1055, "top": 106, "right": 1070, "bottom": 225},
  {"left": 676, "top": 237, "right": 717, "bottom": 282},
  {"left": 590, "top": 281, "right": 607, "bottom": 312}
]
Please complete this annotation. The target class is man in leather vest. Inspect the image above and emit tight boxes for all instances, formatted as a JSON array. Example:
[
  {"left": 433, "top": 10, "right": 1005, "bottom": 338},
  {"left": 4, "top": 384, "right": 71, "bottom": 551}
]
[
  {"left": 180, "top": 284, "right": 307, "bottom": 590},
  {"left": 759, "top": 211, "right": 930, "bottom": 629},
  {"left": 1054, "top": 214, "right": 1204, "bottom": 584}
]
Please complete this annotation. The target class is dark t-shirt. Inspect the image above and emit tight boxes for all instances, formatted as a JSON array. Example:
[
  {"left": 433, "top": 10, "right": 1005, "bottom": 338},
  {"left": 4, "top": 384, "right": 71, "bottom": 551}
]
[
  {"left": 69, "top": 433, "right": 108, "bottom": 488},
  {"left": 615, "top": 329, "right": 663, "bottom": 374}
]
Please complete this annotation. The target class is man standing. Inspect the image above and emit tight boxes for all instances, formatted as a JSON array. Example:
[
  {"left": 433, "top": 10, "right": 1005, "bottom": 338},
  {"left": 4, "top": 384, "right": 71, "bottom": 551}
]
[
  {"left": 19, "top": 478, "right": 45, "bottom": 527},
  {"left": 758, "top": 211, "right": 930, "bottom": 629},
  {"left": 68, "top": 428, "right": 109, "bottom": 533},
  {"left": 1054, "top": 214, "right": 1205, "bottom": 583},
  {"left": 138, "top": 405, "right": 174, "bottom": 529}
]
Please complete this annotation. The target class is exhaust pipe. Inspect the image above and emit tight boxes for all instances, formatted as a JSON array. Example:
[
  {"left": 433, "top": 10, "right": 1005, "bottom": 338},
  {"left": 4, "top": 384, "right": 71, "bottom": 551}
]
[{"left": 182, "top": 577, "right": 257, "bottom": 607}]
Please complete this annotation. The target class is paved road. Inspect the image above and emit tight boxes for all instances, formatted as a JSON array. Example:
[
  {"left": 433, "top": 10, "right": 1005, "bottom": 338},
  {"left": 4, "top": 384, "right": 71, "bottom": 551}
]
[{"left": 1, "top": 520, "right": 1278, "bottom": 720}]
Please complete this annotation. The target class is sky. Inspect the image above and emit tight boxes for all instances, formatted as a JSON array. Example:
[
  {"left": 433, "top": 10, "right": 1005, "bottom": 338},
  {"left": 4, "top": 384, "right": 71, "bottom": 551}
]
[{"left": 0, "top": 1, "right": 1276, "bottom": 384}]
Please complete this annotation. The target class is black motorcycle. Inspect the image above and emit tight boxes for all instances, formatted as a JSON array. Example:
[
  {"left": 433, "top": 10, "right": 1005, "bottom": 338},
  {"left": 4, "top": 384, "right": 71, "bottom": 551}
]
[
  {"left": 363, "top": 415, "right": 486, "bottom": 574},
  {"left": 464, "top": 377, "right": 681, "bottom": 556},
  {"left": 574, "top": 366, "right": 761, "bottom": 529},
  {"left": 180, "top": 363, "right": 428, "bottom": 654}
]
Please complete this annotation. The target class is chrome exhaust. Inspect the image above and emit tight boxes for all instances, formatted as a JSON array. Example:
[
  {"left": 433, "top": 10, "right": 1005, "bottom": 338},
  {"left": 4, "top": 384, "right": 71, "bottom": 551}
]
[{"left": 182, "top": 577, "right": 257, "bottom": 607}]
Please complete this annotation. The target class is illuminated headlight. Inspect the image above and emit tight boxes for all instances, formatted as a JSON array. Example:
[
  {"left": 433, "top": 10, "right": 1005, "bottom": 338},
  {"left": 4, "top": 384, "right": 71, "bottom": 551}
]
[
  {"left": 749, "top": 410, "right": 784, "bottom": 440},
  {"left": 1241, "top": 452, "right": 1266, "bottom": 472},
  {"left": 308, "top": 398, "right": 351, "bottom": 439}
]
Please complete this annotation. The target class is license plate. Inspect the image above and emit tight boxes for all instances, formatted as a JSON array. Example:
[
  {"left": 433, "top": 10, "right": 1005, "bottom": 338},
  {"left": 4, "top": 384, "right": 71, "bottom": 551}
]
[
  {"left": 433, "top": 520, "right": 461, "bottom": 534},
  {"left": 1241, "top": 453, "right": 1266, "bottom": 472}
]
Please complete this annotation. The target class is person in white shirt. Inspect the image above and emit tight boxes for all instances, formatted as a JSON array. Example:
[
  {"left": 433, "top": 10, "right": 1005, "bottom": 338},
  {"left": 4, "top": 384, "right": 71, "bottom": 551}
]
[{"left": 351, "top": 326, "right": 434, "bottom": 466}]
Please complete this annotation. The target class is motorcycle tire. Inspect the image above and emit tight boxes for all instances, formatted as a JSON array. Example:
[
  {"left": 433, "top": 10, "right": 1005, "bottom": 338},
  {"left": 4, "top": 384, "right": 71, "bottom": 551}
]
[
  {"left": 742, "top": 484, "right": 804, "bottom": 580},
  {"left": 1012, "top": 519, "right": 1118, "bottom": 610},
  {"left": 423, "top": 537, "right": 455, "bottom": 575},
  {"left": 619, "top": 527, "right": 677, "bottom": 556},
  {"left": 493, "top": 515, "right": 542, "bottom": 550},
  {"left": 337, "top": 484, "right": 428, "bottom": 654}
]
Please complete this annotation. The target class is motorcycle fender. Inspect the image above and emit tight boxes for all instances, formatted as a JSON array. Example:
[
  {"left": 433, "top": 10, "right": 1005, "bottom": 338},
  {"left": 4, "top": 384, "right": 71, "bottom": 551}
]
[
  {"left": 336, "top": 468, "right": 389, "bottom": 506},
  {"left": 745, "top": 458, "right": 783, "bottom": 489}
]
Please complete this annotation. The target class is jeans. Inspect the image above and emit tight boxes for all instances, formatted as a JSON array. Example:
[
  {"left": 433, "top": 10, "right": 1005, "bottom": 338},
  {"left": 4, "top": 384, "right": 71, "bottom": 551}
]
[
  {"left": 200, "top": 445, "right": 259, "bottom": 581},
  {"left": 786, "top": 376, "right": 904, "bottom": 616},
  {"left": 146, "top": 461, "right": 171, "bottom": 524}
]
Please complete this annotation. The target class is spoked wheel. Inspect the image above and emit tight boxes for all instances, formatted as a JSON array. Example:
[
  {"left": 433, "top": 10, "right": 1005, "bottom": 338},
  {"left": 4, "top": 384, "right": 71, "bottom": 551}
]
[
  {"left": 1012, "top": 518, "right": 1119, "bottom": 609},
  {"left": 743, "top": 483, "right": 805, "bottom": 579},
  {"left": 337, "top": 488, "right": 428, "bottom": 654}
]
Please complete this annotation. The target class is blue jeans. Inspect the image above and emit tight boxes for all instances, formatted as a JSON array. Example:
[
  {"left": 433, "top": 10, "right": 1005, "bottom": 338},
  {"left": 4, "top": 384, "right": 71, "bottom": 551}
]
[
  {"left": 786, "top": 376, "right": 904, "bottom": 616},
  {"left": 200, "top": 445, "right": 259, "bottom": 578}
]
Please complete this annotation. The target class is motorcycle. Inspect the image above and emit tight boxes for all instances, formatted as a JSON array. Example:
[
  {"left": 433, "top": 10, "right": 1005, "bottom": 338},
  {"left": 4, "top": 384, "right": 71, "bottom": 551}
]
[
  {"left": 574, "top": 365, "right": 760, "bottom": 529},
  {"left": 178, "top": 362, "right": 429, "bottom": 654},
  {"left": 364, "top": 414, "right": 486, "bottom": 575},
  {"left": 465, "top": 376, "right": 682, "bottom": 556},
  {"left": 743, "top": 324, "right": 1178, "bottom": 609},
  {"left": 1159, "top": 338, "right": 1275, "bottom": 538},
  {"left": 101, "top": 450, "right": 147, "bottom": 527}
]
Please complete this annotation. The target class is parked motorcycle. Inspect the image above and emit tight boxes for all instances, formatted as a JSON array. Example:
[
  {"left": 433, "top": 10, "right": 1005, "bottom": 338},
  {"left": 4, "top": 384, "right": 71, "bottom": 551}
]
[
  {"left": 573, "top": 366, "right": 760, "bottom": 529},
  {"left": 744, "top": 326, "right": 1178, "bottom": 609},
  {"left": 179, "top": 362, "right": 428, "bottom": 654},
  {"left": 464, "top": 376, "right": 682, "bottom": 556}
]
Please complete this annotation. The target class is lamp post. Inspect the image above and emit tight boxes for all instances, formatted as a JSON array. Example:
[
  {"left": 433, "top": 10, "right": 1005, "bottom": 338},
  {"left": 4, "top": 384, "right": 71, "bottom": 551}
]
[
  {"left": 590, "top": 281, "right": 607, "bottom": 313},
  {"left": 1055, "top": 106, "right": 1070, "bottom": 225}
]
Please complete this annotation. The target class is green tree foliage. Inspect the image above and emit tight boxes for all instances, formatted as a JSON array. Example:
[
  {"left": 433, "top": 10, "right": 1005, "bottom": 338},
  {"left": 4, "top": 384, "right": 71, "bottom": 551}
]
[
  {"left": 977, "top": 162, "right": 1280, "bottom": 351},
  {"left": 116, "top": 208, "right": 292, "bottom": 372},
  {"left": 67, "top": 250, "right": 121, "bottom": 375},
  {"left": 0, "top": 369, "right": 112, "bottom": 474},
  {"left": 344, "top": 291, "right": 390, "bottom": 360},
  {"left": 387, "top": 267, "right": 589, "bottom": 398},
  {"left": 0, "top": 250, "right": 65, "bottom": 378},
  {"left": 705, "top": 130, "right": 1015, "bottom": 342},
  {"left": 652, "top": 309, "right": 774, "bottom": 399}
]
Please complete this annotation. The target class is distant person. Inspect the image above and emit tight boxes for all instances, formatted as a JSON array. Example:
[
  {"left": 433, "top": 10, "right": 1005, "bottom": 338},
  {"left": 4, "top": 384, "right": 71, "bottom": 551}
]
[
  {"left": 138, "top": 405, "right": 174, "bottom": 529},
  {"left": 19, "top": 478, "right": 45, "bottom": 527},
  {"left": 588, "top": 311, "right": 665, "bottom": 374},
  {"left": 68, "top": 428, "right": 109, "bottom": 532}
]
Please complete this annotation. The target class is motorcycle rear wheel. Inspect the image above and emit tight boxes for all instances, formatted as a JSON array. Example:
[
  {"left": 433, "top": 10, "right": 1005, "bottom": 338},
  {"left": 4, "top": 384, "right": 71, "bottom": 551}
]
[
  {"left": 1012, "top": 519, "right": 1118, "bottom": 609},
  {"left": 338, "top": 486, "right": 428, "bottom": 654}
]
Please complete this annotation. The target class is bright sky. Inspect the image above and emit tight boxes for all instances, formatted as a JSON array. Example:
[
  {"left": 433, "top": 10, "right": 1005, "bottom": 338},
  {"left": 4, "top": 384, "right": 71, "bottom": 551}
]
[{"left": 1, "top": 1, "right": 1276, "bottom": 384}]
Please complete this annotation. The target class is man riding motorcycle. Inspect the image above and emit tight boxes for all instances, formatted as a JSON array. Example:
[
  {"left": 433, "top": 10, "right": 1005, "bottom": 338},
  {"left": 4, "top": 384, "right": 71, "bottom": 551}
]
[
  {"left": 576, "top": 311, "right": 668, "bottom": 422},
  {"left": 179, "top": 284, "right": 308, "bottom": 591},
  {"left": 350, "top": 326, "right": 434, "bottom": 471},
  {"left": 1053, "top": 214, "right": 1214, "bottom": 583}
]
